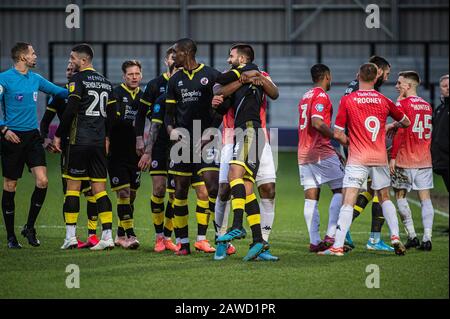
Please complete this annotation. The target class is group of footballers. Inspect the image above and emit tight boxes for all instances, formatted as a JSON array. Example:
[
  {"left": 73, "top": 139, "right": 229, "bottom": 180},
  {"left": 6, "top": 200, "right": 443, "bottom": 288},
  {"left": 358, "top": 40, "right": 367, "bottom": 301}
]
[
  {"left": 0, "top": 38, "right": 437, "bottom": 260},
  {"left": 298, "top": 57, "right": 436, "bottom": 256}
]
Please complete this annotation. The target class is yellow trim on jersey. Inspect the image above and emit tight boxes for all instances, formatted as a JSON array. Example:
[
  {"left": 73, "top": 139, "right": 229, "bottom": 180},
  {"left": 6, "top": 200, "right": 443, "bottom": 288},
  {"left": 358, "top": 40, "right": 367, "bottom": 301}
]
[
  {"left": 111, "top": 183, "right": 131, "bottom": 192},
  {"left": 62, "top": 174, "right": 90, "bottom": 181},
  {"left": 140, "top": 98, "right": 152, "bottom": 107},
  {"left": 163, "top": 72, "right": 170, "bottom": 81},
  {"left": 231, "top": 69, "right": 241, "bottom": 78},
  {"left": 90, "top": 178, "right": 107, "bottom": 183},
  {"left": 152, "top": 119, "right": 163, "bottom": 124},
  {"left": 146, "top": 109, "right": 152, "bottom": 116},
  {"left": 165, "top": 99, "right": 177, "bottom": 104},
  {"left": 197, "top": 167, "right": 220, "bottom": 175},
  {"left": 166, "top": 188, "right": 175, "bottom": 193},
  {"left": 168, "top": 170, "right": 193, "bottom": 177},
  {"left": 120, "top": 83, "right": 141, "bottom": 100},
  {"left": 107, "top": 99, "right": 117, "bottom": 105},
  {"left": 80, "top": 67, "right": 95, "bottom": 72},
  {"left": 182, "top": 64, "right": 205, "bottom": 80},
  {"left": 46, "top": 107, "right": 57, "bottom": 113},
  {"left": 68, "top": 94, "right": 82, "bottom": 99}
]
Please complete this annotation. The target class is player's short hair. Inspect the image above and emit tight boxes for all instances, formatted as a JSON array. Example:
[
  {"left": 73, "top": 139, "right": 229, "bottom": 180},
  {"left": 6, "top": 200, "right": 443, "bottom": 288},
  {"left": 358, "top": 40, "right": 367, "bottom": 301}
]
[
  {"left": 71, "top": 43, "right": 94, "bottom": 61},
  {"left": 11, "top": 42, "right": 32, "bottom": 62},
  {"left": 399, "top": 71, "right": 421, "bottom": 85},
  {"left": 359, "top": 63, "right": 378, "bottom": 82},
  {"left": 310, "top": 63, "right": 330, "bottom": 83},
  {"left": 121, "top": 60, "right": 142, "bottom": 74},
  {"left": 369, "top": 55, "right": 391, "bottom": 70},
  {"left": 175, "top": 38, "right": 197, "bottom": 56},
  {"left": 230, "top": 43, "right": 255, "bottom": 63},
  {"left": 165, "top": 46, "right": 176, "bottom": 58},
  {"left": 440, "top": 74, "right": 449, "bottom": 83}
]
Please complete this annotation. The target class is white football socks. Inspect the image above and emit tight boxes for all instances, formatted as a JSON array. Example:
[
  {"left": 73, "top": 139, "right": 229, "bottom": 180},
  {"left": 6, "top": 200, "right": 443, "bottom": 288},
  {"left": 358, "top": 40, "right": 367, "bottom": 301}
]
[
  {"left": 304, "top": 199, "right": 321, "bottom": 245},
  {"left": 397, "top": 198, "right": 417, "bottom": 239},
  {"left": 66, "top": 225, "right": 76, "bottom": 240},
  {"left": 421, "top": 199, "right": 434, "bottom": 242},
  {"left": 333, "top": 205, "right": 353, "bottom": 249},
  {"left": 381, "top": 200, "right": 400, "bottom": 240},
  {"left": 101, "top": 229, "right": 112, "bottom": 241},
  {"left": 260, "top": 198, "right": 275, "bottom": 242},
  {"left": 327, "top": 193, "right": 342, "bottom": 238}
]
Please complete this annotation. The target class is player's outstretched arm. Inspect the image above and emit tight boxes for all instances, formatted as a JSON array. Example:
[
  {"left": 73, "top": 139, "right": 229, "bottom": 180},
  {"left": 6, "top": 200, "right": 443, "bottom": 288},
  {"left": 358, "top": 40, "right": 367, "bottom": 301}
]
[
  {"left": 213, "top": 81, "right": 242, "bottom": 98},
  {"left": 37, "top": 74, "right": 68, "bottom": 99}
]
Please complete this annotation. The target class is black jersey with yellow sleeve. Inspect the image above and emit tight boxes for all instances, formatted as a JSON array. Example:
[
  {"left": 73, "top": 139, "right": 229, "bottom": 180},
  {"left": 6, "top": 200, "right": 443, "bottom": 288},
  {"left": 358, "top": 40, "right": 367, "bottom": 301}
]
[
  {"left": 217, "top": 63, "right": 263, "bottom": 129},
  {"left": 40, "top": 83, "right": 68, "bottom": 139},
  {"left": 65, "top": 68, "right": 114, "bottom": 146},
  {"left": 140, "top": 73, "right": 170, "bottom": 113},
  {"left": 108, "top": 83, "right": 143, "bottom": 162},
  {"left": 165, "top": 64, "right": 221, "bottom": 134}
]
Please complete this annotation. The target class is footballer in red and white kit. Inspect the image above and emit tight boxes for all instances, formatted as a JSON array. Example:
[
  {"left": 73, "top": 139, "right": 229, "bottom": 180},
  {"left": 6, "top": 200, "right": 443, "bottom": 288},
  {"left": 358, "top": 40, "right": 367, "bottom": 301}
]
[
  {"left": 319, "top": 63, "right": 411, "bottom": 257},
  {"left": 297, "top": 64, "right": 343, "bottom": 252},
  {"left": 390, "top": 71, "right": 435, "bottom": 251}
]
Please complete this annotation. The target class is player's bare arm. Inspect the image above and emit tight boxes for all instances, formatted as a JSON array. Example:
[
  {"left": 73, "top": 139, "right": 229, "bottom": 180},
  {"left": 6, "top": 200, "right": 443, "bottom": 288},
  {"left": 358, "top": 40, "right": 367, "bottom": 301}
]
[{"left": 311, "top": 117, "right": 334, "bottom": 139}]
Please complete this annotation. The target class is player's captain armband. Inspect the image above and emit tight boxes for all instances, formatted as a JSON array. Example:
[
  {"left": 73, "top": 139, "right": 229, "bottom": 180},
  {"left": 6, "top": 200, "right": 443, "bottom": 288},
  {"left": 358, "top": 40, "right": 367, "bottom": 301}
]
[{"left": 69, "top": 82, "right": 75, "bottom": 93}]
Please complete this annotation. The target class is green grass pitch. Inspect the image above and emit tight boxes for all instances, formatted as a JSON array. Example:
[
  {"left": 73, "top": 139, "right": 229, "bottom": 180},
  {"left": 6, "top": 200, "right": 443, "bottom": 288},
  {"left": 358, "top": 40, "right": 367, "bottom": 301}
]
[{"left": 0, "top": 152, "right": 448, "bottom": 298}]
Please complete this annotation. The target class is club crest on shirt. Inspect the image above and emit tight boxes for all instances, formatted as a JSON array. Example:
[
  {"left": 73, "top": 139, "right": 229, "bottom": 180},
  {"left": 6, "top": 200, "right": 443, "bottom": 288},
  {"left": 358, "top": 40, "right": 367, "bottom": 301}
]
[
  {"left": 315, "top": 104, "right": 324, "bottom": 112},
  {"left": 69, "top": 82, "right": 75, "bottom": 93},
  {"left": 153, "top": 104, "right": 160, "bottom": 113},
  {"left": 15, "top": 94, "right": 24, "bottom": 102},
  {"left": 123, "top": 97, "right": 128, "bottom": 103},
  {"left": 200, "top": 77, "right": 209, "bottom": 86},
  {"left": 178, "top": 81, "right": 183, "bottom": 87},
  {"left": 151, "top": 160, "right": 158, "bottom": 168},
  {"left": 112, "top": 177, "right": 119, "bottom": 185}
]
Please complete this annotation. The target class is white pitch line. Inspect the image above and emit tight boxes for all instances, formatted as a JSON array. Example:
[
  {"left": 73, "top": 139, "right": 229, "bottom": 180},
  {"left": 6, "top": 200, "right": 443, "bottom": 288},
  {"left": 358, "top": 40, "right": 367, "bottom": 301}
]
[
  {"left": 406, "top": 197, "right": 449, "bottom": 218},
  {"left": 389, "top": 191, "right": 449, "bottom": 218}
]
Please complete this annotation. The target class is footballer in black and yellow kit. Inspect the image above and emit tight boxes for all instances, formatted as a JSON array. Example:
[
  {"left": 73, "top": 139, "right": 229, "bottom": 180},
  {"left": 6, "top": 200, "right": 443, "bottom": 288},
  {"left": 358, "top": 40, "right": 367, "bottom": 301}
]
[
  {"left": 40, "top": 63, "right": 99, "bottom": 247},
  {"left": 107, "top": 60, "right": 144, "bottom": 249},
  {"left": 165, "top": 38, "right": 221, "bottom": 255},
  {"left": 53, "top": 44, "right": 115, "bottom": 251},
  {"left": 214, "top": 44, "right": 269, "bottom": 261}
]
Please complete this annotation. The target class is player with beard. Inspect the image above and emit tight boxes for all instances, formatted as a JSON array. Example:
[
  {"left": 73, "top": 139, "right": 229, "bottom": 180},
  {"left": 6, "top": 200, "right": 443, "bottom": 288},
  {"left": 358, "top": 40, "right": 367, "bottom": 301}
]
[{"left": 40, "top": 62, "right": 99, "bottom": 248}]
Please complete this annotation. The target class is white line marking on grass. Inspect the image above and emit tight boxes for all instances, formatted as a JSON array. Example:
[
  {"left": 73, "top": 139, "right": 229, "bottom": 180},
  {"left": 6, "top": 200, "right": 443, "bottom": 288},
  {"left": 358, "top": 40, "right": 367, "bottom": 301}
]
[
  {"left": 390, "top": 191, "right": 449, "bottom": 218},
  {"left": 406, "top": 197, "right": 449, "bottom": 218}
]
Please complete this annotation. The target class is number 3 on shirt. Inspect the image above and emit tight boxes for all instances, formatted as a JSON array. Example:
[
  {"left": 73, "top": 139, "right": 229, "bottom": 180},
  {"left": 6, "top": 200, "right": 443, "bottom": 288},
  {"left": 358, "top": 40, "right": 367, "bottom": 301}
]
[
  {"left": 365, "top": 116, "right": 380, "bottom": 142},
  {"left": 299, "top": 104, "right": 308, "bottom": 130}
]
